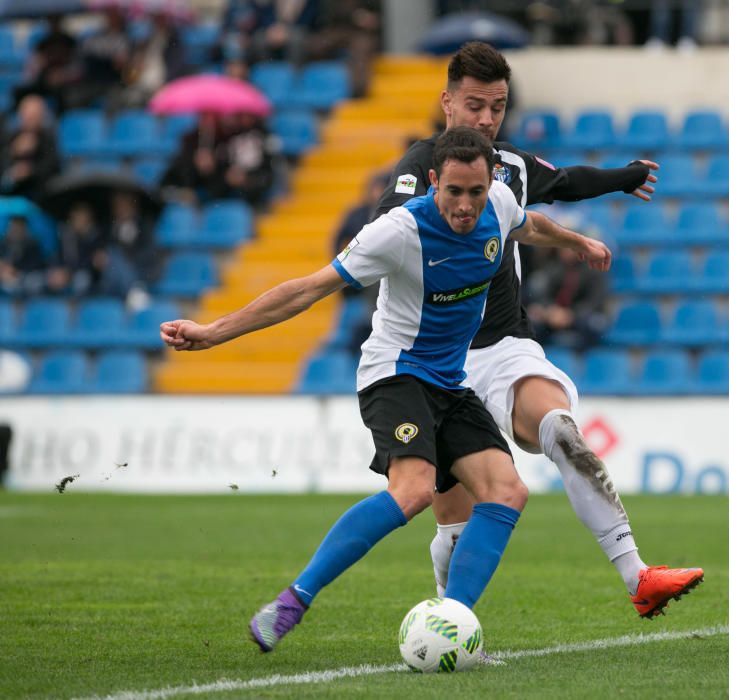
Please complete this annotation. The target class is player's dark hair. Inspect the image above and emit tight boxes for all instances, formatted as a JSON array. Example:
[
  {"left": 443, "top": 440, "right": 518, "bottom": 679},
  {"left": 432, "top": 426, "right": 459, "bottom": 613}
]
[
  {"left": 447, "top": 41, "right": 511, "bottom": 89},
  {"left": 432, "top": 126, "right": 495, "bottom": 178}
]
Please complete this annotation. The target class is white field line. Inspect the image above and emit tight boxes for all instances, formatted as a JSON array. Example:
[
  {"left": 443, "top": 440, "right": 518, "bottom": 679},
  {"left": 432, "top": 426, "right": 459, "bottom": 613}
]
[{"left": 74, "top": 624, "right": 729, "bottom": 700}]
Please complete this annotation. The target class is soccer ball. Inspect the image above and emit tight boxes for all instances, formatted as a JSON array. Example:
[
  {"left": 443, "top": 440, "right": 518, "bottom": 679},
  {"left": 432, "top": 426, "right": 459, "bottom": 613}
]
[{"left": 398, "top": 597, "right": 483, "bottom": 673}]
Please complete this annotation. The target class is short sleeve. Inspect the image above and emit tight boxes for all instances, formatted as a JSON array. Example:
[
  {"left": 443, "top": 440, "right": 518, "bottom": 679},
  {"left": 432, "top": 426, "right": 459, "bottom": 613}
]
[
  {"left": 489, "top": 180, "right": 526, "bottom": 235},
  {"left": 332, "top": 207, "right": 414, "bottom": 289}
]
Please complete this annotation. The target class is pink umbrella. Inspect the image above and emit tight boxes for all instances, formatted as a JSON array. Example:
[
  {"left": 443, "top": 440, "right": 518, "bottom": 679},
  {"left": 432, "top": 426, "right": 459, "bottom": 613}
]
[{"left": 149, "top": 74, "right": 272, "bottom": 118}]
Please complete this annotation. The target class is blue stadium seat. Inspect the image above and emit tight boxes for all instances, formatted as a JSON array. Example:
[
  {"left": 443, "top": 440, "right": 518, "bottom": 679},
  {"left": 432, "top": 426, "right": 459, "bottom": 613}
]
[
  {"left": 579, "top": 348, "right": 633, "bottom": 395},
  {"left": 27, "top": 350, "right": 88, "bottom": 394},
  {"left": 634, "top": 349, "right": 693, "bottom": 395},
  {"left": 59, "top": 110, "right": 106, "bottom": 159},
  {"left": 0, "top": 298, "right": 16, "bottom": 346},
  {"left": 635, "top": 251, "right": 689, "bottom": 295},
  {"left": 543, "top": 346, "right": 580, "bottom": 381},
  {"left": 661, "top": 300, "right": 721, "bottom": 347},
  {"left": 296, "top": 350, "right": 358, "bottom": 394},
  {"left": 89, "top": 350, "right": 147, "bottom": 393},
  {"left": 159, "top": 113, "right": 196, "bottom": 154},
  {"left": 689, "top": 251, "right": 729, "bottom": 295},
  {"left": 118, "top": 299, "right": 181, "bottom": 350},
  {"left": 198, "top": 201, "right": 254, "bottom": 248},
  {"left": 702, "top": 155, "right": 729, "bottom": 198},
  {"left": 324, "top": 296, "right": 372, "bottom": 351},
  {"left": 655, "top": 154, "right": 701, "bottom": 198},
  {"left": 154, "top": 203, "right": 200, "bottom": 248},
  {"left": 618, "top": 110, "right": 670, "bottom": 151},
  {"left": 562, "top": 110, "right": 616, "bottom": 150},
  {"left": 605, "top": 300, "right": 662, "bottom": 346},
  {"left": 154, "top": 251, "right": 218, "bottom": 297},
  {"left": 180, "top": 22, "right": 219, "bottom": 66},
  {"left": 10, "top": 298, "right": 70, "bottom": 349},
  {"left": 514, "top": 110, "right": 562, "bottom": 150},
  {"left": 677, "top": 110, "right": 729, "bottom": 151},
  {"left": 133, "top": 158, "right": 168, "bottom": 187},
  {"left": 249, "top": 61, "right": 296, "bottom": 109},
  {"left": 674, "top": 202, "right": 725, "bottom": 246},
  {"left": 693, "top": 350, "right": 729, "bottom": 394},
  {"left": 615, "top": 204, "right": 673, "bottom": 247},
  {"left": 0, "top": 25, "right": 26, "bottom": 70},
  {"left": 66, "top": 298, "right": 126, "bottom": 349},
  {"left": 289, "top": 61, "right": 351, "bottom": 111},
  {"left": 270, "top": 109, "right": 319, "bottom": 157},
  {"left": 610, "top": 255, "right": 637, "bottom": 293},
  {"left": 105, "top": 110, "right": 161, "bottom": 157}
]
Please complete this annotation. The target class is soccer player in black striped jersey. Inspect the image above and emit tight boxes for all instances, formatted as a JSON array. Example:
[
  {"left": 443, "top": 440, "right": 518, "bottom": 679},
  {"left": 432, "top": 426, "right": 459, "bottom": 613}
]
[{"left": 375, "top": 42, "right": 703, "bottom": 619}]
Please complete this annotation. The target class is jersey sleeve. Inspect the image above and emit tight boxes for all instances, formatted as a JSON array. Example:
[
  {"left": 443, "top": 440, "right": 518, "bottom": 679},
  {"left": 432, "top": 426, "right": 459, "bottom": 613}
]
[
  {"left": 498, "top": 141, "right": 570, "bottom": 205},
  {"left": 332, "top": 207, "right": 413, "bottom": 288},
  {"left": 490, "top": 181, "right": 526, "bottom": 237},
  {"left": 372, "top": 139, "right": 435, "bottom": 219}
]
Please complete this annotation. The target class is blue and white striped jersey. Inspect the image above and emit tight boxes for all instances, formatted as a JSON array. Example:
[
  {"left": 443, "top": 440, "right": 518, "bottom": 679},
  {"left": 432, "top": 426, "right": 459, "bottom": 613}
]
[{"left": 332, "top": 180, "right": 526, "bottom": 392}]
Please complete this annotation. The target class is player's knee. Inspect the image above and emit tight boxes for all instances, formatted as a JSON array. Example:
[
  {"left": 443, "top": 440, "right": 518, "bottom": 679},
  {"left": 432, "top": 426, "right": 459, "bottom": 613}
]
[{"left": 487, "top": 477, "right": 529, "bottom": 512}]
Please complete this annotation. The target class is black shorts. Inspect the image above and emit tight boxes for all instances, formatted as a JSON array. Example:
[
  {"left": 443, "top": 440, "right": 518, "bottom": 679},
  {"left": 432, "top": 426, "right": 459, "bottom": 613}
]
[{"left": 357, "top": 374, "right": 511, "bottom": 493}]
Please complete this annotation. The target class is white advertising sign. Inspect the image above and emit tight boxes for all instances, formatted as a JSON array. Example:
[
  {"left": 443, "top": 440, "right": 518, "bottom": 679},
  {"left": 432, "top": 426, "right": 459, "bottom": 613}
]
[{"left": 1, "top": 396, "right": 727, "bottom": 495}]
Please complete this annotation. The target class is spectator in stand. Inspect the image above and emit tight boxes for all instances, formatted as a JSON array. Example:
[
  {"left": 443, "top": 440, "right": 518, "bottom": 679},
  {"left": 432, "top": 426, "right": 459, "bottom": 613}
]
[
  {"left": 16, "top": 14, "right": 84, "bottom": 114},
  {"left": 110, "top": 10, "right": 189, "bottom": 111},
  {"left": 525, "top": 245, "right": 609, "bottom": 352},
  {"left": 220, "top": 112, "right": 278, "bottom": 206},
  {"left": 97, "top": 191, "right": 158, "bottom": 308},
  {"left": 308, "top": 0, "right": 381, "bottom": 98},
  {"left": 221, "top": 0, "right": 319, "bottom": 68},
  {"left": 161, "top": 113, "right": 228, "bottom": 205},
  {"left": 0, "top": 95, "right": 60, "bottom": 202},
  {"left": 78, "top": 7, "right": 133, "bottom": 109},
  {"left": 0, "top": 216, "right": 46, "bottom": 296},
  {"left": 45, "top": 202, "right": 106, "bottom": 297}
]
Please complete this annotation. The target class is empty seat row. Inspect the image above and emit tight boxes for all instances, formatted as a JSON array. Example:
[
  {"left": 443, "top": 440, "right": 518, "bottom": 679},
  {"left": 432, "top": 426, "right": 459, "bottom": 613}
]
[
  {"left": 611, "top": 251, "right": 729, "bottom": 295},
  {"left": 249, "top": 61, "right": 351, "bottom": 112},
  {"left": 517, "top": 109, "right": 729, "bottom": 151},
  {"left": 606, "top": 300, "right": 729, "bottom": 346},
  {"left": 0, "top": 298, "right": 180, "bottom": 350},
  {"left": 155, "top": 201, "right": 254, "bottom": 249},
  {"left": 589, "top": 201, "right": 729, "bottom": 247},
  {"left": 59, "top": 107, "right": 320, "bottom": 160},
  {"left": 59, "top": 110, "right": 196, "bottom": 159},
  {"left": 14, "top": 350, "right": 148, "bottom": 395},
  {"left": 545, "top": 347, "right": 729, "bottom": 395}
]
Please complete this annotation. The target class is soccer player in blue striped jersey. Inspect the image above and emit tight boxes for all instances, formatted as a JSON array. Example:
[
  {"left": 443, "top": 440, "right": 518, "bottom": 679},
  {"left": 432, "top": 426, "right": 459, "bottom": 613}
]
[{"left": 160, "top": 127, "right": 611, "bottom": 652}]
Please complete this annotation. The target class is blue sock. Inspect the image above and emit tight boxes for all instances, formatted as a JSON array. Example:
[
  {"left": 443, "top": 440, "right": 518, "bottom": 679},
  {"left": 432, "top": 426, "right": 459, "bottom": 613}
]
[
  {"left": 444, "top": 502, "right": 521, "bottom": 609},
  {"left": 292, "top": 491, "right": 407, "bottom": 606}
]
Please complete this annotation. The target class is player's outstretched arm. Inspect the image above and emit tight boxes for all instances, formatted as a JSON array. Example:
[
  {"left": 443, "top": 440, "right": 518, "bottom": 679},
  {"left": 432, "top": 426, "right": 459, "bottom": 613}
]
[
  {"left": 160, "top": 265, "right": 347, "bottom": 351},
  {"left": 512, "top": 211, "right": 612, "bottom": 272},
  {"left": 629, "top": 159, "right": 659, "bottom": 201}
]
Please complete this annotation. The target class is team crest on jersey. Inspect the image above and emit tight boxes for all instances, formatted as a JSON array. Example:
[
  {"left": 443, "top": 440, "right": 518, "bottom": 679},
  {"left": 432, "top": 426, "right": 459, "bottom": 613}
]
[
  {"left": 484, "top": 237, "right": 500, "bottom": 262},
  {"left": 395, "top": 173, "right": 417, "bottom": 195},
  {"left": 395, "top": 423, "right": 419, "bottom": 443},
  {"left": 492, "top": 163, "right": 511, "bottom": 184}
]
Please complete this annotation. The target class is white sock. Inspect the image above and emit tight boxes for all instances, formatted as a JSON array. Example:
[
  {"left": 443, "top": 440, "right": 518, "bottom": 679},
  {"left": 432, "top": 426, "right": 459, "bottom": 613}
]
[
  {"left": 539, "top": 409, "right": 646, "bottom": 593},
  {"left": 430, "top": 522, "right": 467, "bottom": 597}
]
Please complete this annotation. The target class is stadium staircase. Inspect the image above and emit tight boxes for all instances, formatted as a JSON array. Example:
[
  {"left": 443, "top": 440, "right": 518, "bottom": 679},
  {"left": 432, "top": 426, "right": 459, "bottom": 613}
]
[{"left": 154, "top": 55, "right": 448, "bottom": 394}]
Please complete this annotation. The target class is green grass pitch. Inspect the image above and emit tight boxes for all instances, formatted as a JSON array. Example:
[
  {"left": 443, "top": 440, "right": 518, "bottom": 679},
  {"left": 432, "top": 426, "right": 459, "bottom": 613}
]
[{"left": 1, "top": 492, "right": 727, "bottom": 699}]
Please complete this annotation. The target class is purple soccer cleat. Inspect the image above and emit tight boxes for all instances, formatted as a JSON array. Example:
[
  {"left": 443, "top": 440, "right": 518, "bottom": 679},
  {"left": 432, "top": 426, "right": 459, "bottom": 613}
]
[{"left": 249, "top": 587, "right": 308, "bottom": 652}]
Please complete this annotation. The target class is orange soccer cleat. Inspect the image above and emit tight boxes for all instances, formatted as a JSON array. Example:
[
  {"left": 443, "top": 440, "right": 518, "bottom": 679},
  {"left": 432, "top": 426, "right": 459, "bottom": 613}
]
[{"left": 630, "top": 565, "right": 704, "bottom": 619}]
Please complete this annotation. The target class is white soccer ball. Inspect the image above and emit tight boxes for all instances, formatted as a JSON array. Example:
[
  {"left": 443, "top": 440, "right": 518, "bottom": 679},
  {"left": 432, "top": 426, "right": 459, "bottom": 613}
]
[{"left": 398, "top": 597, "right": 483, "bottom": 673}]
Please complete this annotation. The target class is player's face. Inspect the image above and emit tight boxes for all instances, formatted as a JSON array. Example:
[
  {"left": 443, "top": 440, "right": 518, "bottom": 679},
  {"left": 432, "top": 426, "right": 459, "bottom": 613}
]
[
  {"left": 441, "top": 77, "right": 508, "bottom": 144},
  {"left": 431, "top": 157, "right": 491, "bottom": 235}
]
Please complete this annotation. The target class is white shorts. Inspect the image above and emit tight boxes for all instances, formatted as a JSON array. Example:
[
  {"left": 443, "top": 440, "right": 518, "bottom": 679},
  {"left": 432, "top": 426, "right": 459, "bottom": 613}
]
[{"left": 464, "top": 336, "right": 579, "bottom": 453}]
